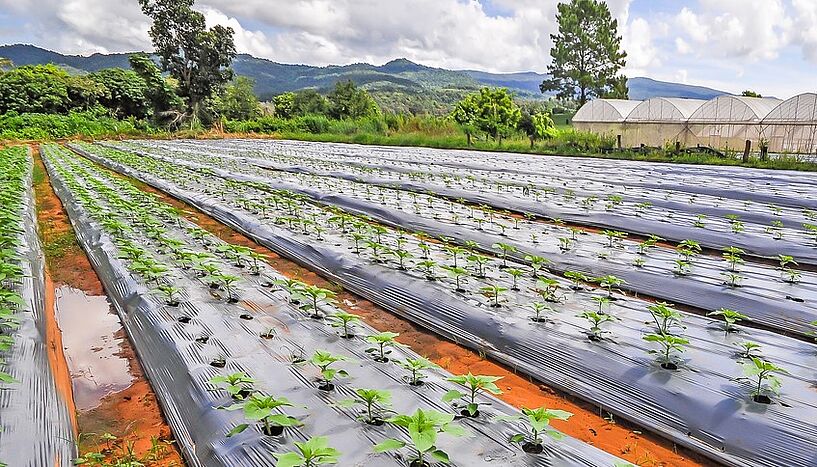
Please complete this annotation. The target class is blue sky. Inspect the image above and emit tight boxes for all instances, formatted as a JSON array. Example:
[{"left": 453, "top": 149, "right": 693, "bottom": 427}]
[{"left": 0, "top": 0, "right": 815, "bottom": 97}]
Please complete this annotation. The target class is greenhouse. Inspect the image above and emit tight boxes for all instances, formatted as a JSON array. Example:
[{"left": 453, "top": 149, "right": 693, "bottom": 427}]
[
  {"left": 620, "top": 97, "right": 706, "bottom": 147},
  {"left": 687, "top": 96, "right": 781, "bottom": 150},
  {"left": 572, "top": 99, "right": 641, "bottom": 138},
  {"left": 573, "top": 93, "right": 817, "bottom": 154},
  {"left": 761, "top": 93, "right": 817, "bottom": 153}
]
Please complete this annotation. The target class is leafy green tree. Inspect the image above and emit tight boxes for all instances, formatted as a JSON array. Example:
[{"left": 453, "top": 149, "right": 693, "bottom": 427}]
[
  {"left": 540, "top": 0, "right": 628, "bottom": 105},
  {"left": 218, "top": 76, "right": 260, "bottom": 120},
  {"left": 128, "top": 52, "right": 183, "bottom": 122},
  {"left": 742, "top": 90, "right": 762, "bottom": 98},
  {"left": 327, "top": 80, "right": 379, "bottom": 119},
  {"left": 0, "top": 64, "right": 105, "bottom": 114},
  {"left": 0, "top": 57, "right": 12, "bottom": 71},
  {"left": 451, "top": 92, "right": 480, "bottom": 146},
  {"left": 474, "top": 87, "right": 521, "bottom": 144},
  {"left": 517, "top": 109, "right": 555, "bottom": 148},
  {"left": 293, "top": 89, "right": 330, "bottom": 116},
  {"left": 89, "top": 68, "right": 151, "bottom": 119},
  {"left": 273, "top": 92, "right": 296, "bottom": 118},
  {"left": 138, "top": 0, "right": 236, "bottom": 124}
]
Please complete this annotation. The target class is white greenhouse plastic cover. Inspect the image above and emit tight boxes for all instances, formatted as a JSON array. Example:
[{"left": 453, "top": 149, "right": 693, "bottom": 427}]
[
  {"left": 625, "top": 98, "right": 707, "bottom": 122},
  {"left": 688, "top": 96, "right": 781, "bottom": 122},
  {"left": 572, "top": 99, "right": 642, "bottom": 122},
  {"left": 762, "top": 93, "right": 817, "bottom": 123}
]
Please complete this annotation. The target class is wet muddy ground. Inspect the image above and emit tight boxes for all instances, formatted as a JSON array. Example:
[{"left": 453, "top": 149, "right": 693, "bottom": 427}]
[{"left": 32, "top": 146, "right": 182, "bottom": 465}]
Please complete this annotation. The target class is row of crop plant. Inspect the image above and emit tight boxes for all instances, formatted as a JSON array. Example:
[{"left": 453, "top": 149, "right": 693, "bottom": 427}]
[
  {"left": 70, "top": 141, "right": 817, "bottom": 467},
  {"left": 42, "top": 144, "right": 624, "bottom": 467}
]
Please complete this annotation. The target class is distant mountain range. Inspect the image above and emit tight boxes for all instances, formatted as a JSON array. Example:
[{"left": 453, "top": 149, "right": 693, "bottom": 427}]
[{"left": 0, "top": 44, "right": 729, "bottom": 113}]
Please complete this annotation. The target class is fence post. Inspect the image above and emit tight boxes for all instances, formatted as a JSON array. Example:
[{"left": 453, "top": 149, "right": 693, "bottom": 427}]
[
  {"left": 675, "top": 141, "right": 681, "bottom": 153},
  {"left": 617, "top": 134, "right": 622, "bottom": 150},
  {"left": 743, "top": 140, "right": 751, "bottom": 163}
]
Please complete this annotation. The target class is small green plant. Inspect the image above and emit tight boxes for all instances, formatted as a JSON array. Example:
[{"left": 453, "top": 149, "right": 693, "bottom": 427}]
[
  {"left": 373, "top": 409, "right": 466, "bottom": 467},
  {"left": 643, "top": 333, "right": 689, "bottom": 370},
  {"left": 492, "top": 242, "right": 518, "bottom": 268},
  {"left": 327, "top": 311, "right": 361, "bottom": 338},
  {"left": 722, "top": 247, "right": 745, "bottom": 272},
  {"left": 441, "top": 265, "right": 469, "bottom": 292},
  {"left": 524, "top": 255, "right": 550, "bottom": 277},
  {"left": 737, "top": 341, "right": 762, "bottom": 359},
  {"left": 310, "top": 350, "right": 349, "bottom": 391},
  {"left": 497, "top": 407, "right": 573, "bottom": 454},
  {"left": 338, "top": 388, "right": 394, "bottom": 425},
  {"left": 155, "top": 284, "right": 182, "bottom": 306},
  {"left": 225, "top": 394, "right": 303, "bottom": 437},
  {"left": 578, "top": 311, "right": 617, "bottom": 341},
  {"left": 504, "top": 268, "right": 525, "bottom": 291},
  {"left": 443, "top": 373, "right": 503, "bottom": 417},
  {"left": 366, "top": 331, "right": 403, "bottom": 363},
  {"left": 596, "top": 275, "right": 625, "bottom": 297},
  {"left": 397, "top": 357, "right": 439, "bottom": 386},
  {"left": 529, "top": 302, "right": 555, "bottom": 323},
  {"left": 302, "top": 285, "right": 337, "bottom": 319},
  {"left": 646, "top": 302, "right": 684, "bottom": 335},
  {"left": 739, "top": 357, "right": 788, "bottom": 404},
  {"left": 721, "top": 271, "right": 744, "bottom": 288},
  {"left": 707, "top": 308, "right": 748, "bottom": 333},
  {"left": 209, "top": 372, "right": 255, "bottom": 400},
  {"left": 274, "top": 436, "right": 340, "bottom": 467},
  {"left": 563, "top": 270, "right": 588, "bottom": 290},
  {"left": 480, "top": 284, "right": 508, "bottom": 308}
]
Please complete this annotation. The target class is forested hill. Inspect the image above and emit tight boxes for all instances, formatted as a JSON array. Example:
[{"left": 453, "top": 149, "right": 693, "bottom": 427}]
[{"left": 0, "top": 44, "right": 728, "bottom": 113}]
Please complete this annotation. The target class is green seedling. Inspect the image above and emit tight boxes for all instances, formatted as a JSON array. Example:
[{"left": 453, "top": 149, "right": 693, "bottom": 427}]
[
  {"left": 397, "top": 357, "right": 439, "bottom": 386},
  {"left": 366, "top": 331, "right": 404, "bottom": 363},
  {"left": 328, "top": 311, "right": 361, "bottom": 338},
  {"left": 643, "top": 333, "right": 689, "bottom": 370},
  {"left": 707, "top": 308, "right": 748, "bottom": 333},
  {"left": 578, "top": 311, "right": 617, "bottom": 341},
  {"left": 274, "top": 436, "right": 340, "bottom": 467},
  {"left": 480, "top": 284, "right": 508, "bottom": 308},
  {"left": 209, "top": 372, "right": 255, "bottom": 400},
  {"left": 739, "top": 357, "right": 788, "bottom": 404},
  {"left": 310, "top": 350, "right": 348, "bottom": 391},
  {"left": 373, "top": 409, "right": 466, "bottom": 467},
  {"left": 337, "top": 388, "right": 394, "bottom": 425},
  {"left": 443, "top": 373, "right": 503, "bottom": 417},
  {"left": 225, "top": 394, "right": 302, "bottom": 437},
  {"left": 497, "top": 407, "right": 573, "bottom": 454}
]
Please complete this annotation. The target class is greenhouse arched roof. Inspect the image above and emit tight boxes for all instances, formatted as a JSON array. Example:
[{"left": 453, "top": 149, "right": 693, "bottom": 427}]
[
  {"left": 762, "top": 93, "right": 817, "bottom": 123},
  {"left": 688, "top": 96, "right": 781, "bottom": 123},
  {"left": 625, "top": 98, "right": 707, "bottom": 123},
  {"left": 572, "top": 99, "right": 642, "bottom": 123}
]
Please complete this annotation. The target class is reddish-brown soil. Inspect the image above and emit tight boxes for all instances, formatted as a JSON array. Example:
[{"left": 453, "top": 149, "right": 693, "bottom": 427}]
[
  {"left": 31, "top": 146, "right": 183, "bottom": 466},
  {"left": 115, "top": 166, "right": 708, "bottom": 467}
]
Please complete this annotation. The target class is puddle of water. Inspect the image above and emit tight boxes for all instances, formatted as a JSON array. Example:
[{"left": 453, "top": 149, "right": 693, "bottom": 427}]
[{"left": 55, "top": 285, "right": 134, "bottom": 411}]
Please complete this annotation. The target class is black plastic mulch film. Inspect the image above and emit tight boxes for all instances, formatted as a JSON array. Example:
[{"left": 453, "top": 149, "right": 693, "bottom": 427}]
[
  {"left": 108, "top": 143, "right": 817, "bottom": 339},
  {"left": 0, "top": 149, "right": 75, "bottom": 466},
  {"left": 69, "top": 143, "right": 817, "bottom": 467},
  {"left": 145, "top": 139, "right": 817, "bottom": 265},
  {"left": 43, "top": 145, "right": 625, "bottom": 467}
]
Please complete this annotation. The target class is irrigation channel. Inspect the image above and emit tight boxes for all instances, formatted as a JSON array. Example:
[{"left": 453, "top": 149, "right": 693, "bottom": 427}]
[
  {"left": 38, "top": 142, "right": 633, "bottom": 466},
  {"left": 61, "top": 139, "right": 817, "bottom": 467}
]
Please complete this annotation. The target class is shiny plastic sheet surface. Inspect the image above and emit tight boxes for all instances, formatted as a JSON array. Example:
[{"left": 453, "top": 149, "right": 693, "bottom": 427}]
[{"left": 75, "top": 144, "right": 817, "bottom": 467}]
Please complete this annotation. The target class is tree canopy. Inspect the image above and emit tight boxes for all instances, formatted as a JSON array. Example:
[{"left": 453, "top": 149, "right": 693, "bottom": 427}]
[
  {"left": 451, "top": 87, "right": 521, "bottom": 145},
  {"left": 540, "top": 0, "right": 628, "bottom": 105},
  {"left": 218, "top": 76, "right": 261, "bottom": 121},
  {"left": 742, "top": 90, "right": 762, "bottom": 98},
  {"left": 327, "top": 81, "right": 379, "bottom": 119},
  {"left": 88, "top": 68, "right": 150, "bottom": 119},
  {"left": 138, "top": 0, "right": 236, "bottom": 122},
  {"left": 0, "top": 64, "right": 106, "bottom": 114}
]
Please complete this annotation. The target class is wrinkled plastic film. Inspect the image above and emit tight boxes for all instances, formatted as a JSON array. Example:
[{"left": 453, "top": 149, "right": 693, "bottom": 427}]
[
  {"left": 75, "top": 146, "right": 817, "bottom": 467},
  {"left": 0, "top": 149, "right": 76, "bottom": 466}
]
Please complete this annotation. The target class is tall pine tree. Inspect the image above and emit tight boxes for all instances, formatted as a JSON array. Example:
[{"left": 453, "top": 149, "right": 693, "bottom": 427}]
[{"left": 541, "top": 0, "right": 628, "bottom": 105}]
